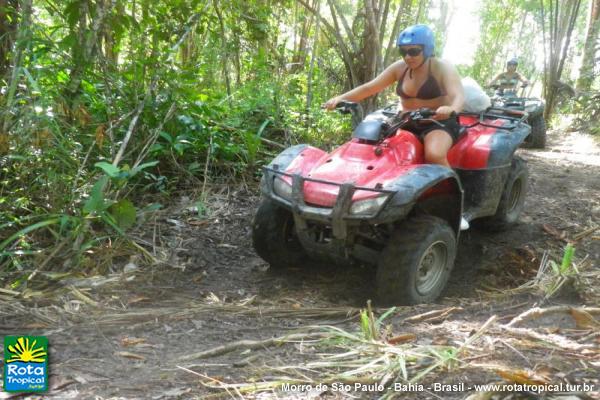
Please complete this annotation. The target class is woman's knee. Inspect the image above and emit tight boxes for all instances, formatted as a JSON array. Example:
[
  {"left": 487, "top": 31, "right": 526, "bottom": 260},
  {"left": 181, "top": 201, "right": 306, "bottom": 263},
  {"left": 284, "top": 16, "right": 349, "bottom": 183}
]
[
  {"left": 424, "top": 131, "right": 452, "bottom": 164},
  {"left": 424, "top": 149, "right": 448, "bottom": 164}
]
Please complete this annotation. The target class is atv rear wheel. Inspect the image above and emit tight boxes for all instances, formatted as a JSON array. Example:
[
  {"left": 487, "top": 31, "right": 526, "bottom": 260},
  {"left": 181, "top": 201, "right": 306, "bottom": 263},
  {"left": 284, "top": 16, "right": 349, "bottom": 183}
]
[
  {"left": 473, "top": 156, "right": 528, "bottom": 231},
  {"left": 252, "top": 198, "right": 306, "bottom": 270},
  {"left": 376, "top": 215, "right": 456, "bottom": 305},
  {"left": 524, "top": 114, "right": 546, "bottom": 148}
]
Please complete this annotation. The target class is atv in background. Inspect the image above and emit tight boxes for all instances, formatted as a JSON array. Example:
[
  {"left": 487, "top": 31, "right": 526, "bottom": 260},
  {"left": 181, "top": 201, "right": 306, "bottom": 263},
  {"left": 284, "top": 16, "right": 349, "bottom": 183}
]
[
  {"left": 490, "top": 84, "right": 546, "bottom": 148},
  {"left": 252, "top": 102, "right": 531, "bottom": 305}
]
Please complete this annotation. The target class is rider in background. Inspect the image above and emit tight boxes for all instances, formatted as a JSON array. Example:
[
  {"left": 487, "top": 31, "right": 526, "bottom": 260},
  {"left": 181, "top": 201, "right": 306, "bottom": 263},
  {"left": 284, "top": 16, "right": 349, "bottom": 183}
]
[{"left": 488, "top": 58, "right": 529, "bottom": 94}]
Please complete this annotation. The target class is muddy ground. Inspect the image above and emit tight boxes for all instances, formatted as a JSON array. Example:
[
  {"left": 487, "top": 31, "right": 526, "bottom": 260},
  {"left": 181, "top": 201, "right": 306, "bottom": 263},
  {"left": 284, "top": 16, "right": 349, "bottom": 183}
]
[{"left": 1, "top": 127, "right": 599, "bottom": 400}]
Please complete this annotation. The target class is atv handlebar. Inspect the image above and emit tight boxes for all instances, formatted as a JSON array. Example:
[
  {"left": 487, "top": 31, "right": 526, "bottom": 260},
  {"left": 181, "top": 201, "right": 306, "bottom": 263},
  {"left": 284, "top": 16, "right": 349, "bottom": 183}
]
[
  {"left": 380, "top": 108, "right": 457, "bottom": 138},
  {"left": 335, "top": 101, "right": 359, "bottom": 114}
]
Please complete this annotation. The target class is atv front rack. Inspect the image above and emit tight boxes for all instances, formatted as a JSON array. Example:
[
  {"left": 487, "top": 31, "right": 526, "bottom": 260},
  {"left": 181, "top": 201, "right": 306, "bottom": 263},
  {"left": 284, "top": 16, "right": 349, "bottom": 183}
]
[{"left": 263, "top": 166, "right": 396, "bottom": 238}]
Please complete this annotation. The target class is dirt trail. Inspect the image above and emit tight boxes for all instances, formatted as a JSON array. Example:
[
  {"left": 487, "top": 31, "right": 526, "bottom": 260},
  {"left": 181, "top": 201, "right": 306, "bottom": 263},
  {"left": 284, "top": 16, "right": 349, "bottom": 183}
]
[{"left": 1, "top": 129, "right": 598, "bottom": 400}]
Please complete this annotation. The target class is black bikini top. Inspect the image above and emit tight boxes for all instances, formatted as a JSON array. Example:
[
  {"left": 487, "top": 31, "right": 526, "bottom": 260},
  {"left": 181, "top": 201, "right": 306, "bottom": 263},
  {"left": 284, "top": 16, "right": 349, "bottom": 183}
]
[{"left": 396, "top": 60, "right": 445, "bottom": 100}]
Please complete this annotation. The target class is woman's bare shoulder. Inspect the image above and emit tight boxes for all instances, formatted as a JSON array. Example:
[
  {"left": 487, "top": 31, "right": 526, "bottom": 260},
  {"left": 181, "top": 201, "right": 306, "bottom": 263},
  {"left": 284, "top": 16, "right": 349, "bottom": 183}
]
[
  {"left": 385, "top": 60, "right": 407, "bottom": 77},
  {"left": 431, "top": 58, "right": 458, "bottom": 73}
]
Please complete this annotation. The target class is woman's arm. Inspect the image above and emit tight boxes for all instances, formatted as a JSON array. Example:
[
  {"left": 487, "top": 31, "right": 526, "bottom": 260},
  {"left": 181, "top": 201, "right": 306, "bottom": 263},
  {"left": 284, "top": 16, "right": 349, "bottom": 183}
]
[
  {"left": 323, "top": 61, "right": 402, "bottom": 109},
  {"left": 436, "top": 60, "right": 464, "bottom": 118},
  {"left": 488, "top": 73, "right": 504, "bottom": 87},
  {"left": 516, "top": 72, "right": 530, "bottom": 85}
]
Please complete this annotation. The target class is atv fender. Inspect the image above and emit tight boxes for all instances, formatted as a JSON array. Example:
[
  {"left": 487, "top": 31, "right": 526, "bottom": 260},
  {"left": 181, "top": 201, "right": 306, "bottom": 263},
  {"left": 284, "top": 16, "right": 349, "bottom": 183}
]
[
  {"left": 262, "top": 144, "right": 312, "bottom": 196},
  {"left": 379, "top": 164, "right": 463, "bottom": 235},
  {"left": 486, "top": 123, "right": 530, "bottom": 167},
  {"left": 267, "top": 144, "right": 309, "bottom": 171}
]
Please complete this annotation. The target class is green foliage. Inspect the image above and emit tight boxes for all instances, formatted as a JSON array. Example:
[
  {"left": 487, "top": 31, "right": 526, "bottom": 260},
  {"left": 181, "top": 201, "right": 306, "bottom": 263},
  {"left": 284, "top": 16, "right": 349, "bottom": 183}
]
[
  {"left": 4, "top": 0, "right": 592, "bottom": 275},
  {"left": 549, "top": 243, "right": 575, "bottom": 276},
  {"left": 570, "top": 91, "right": 600, "bottom": 135},
  {"left": 0, "top": 0, "right": 348, "bottom": 273},
  {"left": 359, "top": 302, "right": 396, "bottom": 341},
  {"left": 544, "top": 243, "right": 578, "bottom": 298}
]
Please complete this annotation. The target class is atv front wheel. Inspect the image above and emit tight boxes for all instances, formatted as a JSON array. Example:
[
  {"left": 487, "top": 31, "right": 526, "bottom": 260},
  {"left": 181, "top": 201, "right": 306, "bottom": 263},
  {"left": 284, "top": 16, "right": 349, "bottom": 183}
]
[
  {"left": 474, "top": 156, "right": 528, "bottom": 231},
  {"left": 376, "top": 215, "right": 456, "bottom": 305},
  {"left": 252, "top": 198, "right": 306, "bottom": 270},
  {"left": 524, "top": 114, "right": 546, "bottom": 148}
]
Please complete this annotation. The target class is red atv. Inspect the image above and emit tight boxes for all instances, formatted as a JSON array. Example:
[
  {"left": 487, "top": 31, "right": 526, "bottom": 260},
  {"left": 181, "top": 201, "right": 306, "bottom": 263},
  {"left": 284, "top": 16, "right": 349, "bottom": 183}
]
[{"left": 252, "top": 103, "right": 530, "bottom": 305}]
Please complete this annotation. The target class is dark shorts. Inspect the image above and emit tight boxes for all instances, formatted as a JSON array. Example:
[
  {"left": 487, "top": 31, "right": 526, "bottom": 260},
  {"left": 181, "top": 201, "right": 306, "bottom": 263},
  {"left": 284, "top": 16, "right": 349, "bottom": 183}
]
[{"left": 404, "top": 116, "right": 462, "bottom": 144}]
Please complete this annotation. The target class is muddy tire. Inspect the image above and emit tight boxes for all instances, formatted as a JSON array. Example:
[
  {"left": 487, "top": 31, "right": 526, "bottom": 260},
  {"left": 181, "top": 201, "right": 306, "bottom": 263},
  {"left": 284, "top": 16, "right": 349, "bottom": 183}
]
[
  {"left": 376, "top": 215, "right": 456, "bottom": 306},
  {"left": 252, "top": 198, "right": 306, "bottom": 270},
  {"left": 524, "top": 114, "right": 546, "bottom": 148},
  {"left": 474, "top": 157, "right": 528, "bottom": 231}
]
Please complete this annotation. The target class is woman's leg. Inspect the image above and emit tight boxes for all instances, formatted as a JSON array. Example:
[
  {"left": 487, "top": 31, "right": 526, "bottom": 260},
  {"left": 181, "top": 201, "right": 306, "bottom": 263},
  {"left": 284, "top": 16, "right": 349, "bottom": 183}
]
[
  {"left": 423, "top": 129, "right": 453, "bottom": 168},
  {"left": 423, "top": 129, "right": 470, "bottom": 230}
]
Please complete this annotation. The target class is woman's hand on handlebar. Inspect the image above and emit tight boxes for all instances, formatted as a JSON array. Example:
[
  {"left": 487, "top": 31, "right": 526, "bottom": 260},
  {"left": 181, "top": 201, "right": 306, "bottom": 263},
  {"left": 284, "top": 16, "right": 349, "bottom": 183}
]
[
  {"left": 434, "top": 105, "right": 454, "bottom": 120},
  {"left": 322, "top": 96, "right": 342, "bottom": 111}
]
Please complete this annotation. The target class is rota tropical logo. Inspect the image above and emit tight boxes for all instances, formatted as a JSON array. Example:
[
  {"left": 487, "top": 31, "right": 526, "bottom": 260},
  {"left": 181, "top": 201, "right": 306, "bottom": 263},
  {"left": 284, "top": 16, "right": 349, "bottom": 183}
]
[{"left": 3, "top": 336, "right": 48, "bottom": 392}]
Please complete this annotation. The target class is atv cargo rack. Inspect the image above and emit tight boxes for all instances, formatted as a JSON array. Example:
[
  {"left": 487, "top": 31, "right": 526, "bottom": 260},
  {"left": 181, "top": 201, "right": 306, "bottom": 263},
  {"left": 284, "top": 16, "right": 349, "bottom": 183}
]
[{"left": 460, "top": 107, "right": 529, "bottom": 130}]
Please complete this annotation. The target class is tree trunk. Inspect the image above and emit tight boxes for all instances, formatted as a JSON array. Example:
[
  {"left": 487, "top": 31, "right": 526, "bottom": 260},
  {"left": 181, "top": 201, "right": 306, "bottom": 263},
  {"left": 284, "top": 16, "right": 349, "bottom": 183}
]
[
  {"left": 383, "top": 0, "right": 413, "bottom": 68},
  {"left": 363, "top": 0, "right": 382, "bottom": 111},
  {"left": 292, "top": 0, "right": 314, "bottom": 72},
  {"left": 541, "top": 0, "right": 583, "bottom": 120},
  {"left": 306, "top": 0, "right": 321, "bottom": 129},
  {"left": 0, "top": 0, "right": 19, "bottom": 78},
  {"left": 325, "top": 0, "right": 358, "bottom": 87},
  {"left": 1, "top": 0, "right": 32, "bottom": 150},
  {"left": 100, "top": 0, "right": 119, "bottom": 63},
  {"left": 301, "top": 0, "right": 397, "bottom": 111},
  {"left": 434, "top": 0, "right": 453, "bottom": 52},
  {"left": 576, "top": 0, "right": 600, "bottom": 91},
  {"left": 65, "top": 0, "right": 114, "bottom": 103},
  {"left": 213, "top": 0, "right": 232, "bottom": 104},
  {"left": 415, "top": 0, "right": 429, "bottom": 23}
]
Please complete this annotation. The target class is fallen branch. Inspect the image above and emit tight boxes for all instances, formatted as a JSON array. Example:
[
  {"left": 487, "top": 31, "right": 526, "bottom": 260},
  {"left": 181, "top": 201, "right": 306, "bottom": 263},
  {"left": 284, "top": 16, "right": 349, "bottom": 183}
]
[
  {"left": 404, "top": 307, "right": 462, "bottom": 324},
  {"left": 501, "top": 326, "right": 594, "bottom": 351},
  {"left": 69, "top": 286, "right": 100, "bottom": 308},
  {"left": 573, "top": 225, "right": 599, "bottom": 242},
  {"left": 260, "top": 136, "right": 286, "bottom": 149},
  {"left": 179, "top": 332, "right": 326, "bottom": 361},
  {"left": 504, "top": 306, "right": 600, "bottom": 328},
  {"left": 112, "top": 81, "right": 156, "bottom": 167}
]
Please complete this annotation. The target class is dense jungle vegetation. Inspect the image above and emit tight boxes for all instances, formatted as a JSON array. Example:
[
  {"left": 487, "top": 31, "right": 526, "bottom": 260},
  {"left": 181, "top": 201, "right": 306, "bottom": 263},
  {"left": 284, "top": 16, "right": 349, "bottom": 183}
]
[{"left": 0, "top": 0, "right": 598, "bottom": 278}]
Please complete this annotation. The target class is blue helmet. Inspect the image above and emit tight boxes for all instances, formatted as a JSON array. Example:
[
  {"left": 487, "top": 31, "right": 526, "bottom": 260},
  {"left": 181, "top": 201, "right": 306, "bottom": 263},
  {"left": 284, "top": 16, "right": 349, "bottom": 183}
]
[
  {"left": 507, "top": 58, "right": 518, "bottom": 66},
  {"left": 397, "top": 24, "right": 435, "bottom": 58}
]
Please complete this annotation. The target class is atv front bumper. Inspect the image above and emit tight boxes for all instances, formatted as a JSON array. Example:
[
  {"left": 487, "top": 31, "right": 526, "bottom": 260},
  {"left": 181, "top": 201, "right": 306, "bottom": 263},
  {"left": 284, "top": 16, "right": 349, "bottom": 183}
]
[
  {"left": 261, "top": 166, "right": 406, "bottom": 236},
  {"left": 262, "top": 166, "right": 411, "bottom": 262}
]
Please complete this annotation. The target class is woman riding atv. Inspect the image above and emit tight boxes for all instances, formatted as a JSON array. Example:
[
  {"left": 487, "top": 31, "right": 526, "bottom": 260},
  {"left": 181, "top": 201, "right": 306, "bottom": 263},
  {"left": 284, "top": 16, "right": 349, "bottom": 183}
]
[
  {"left": 323, "top": 24, "right": 468, "bottom": 229},
  {"left": 324, "top": 24, "right": 464, "bottom": 169},
  {"left": 489, "top": 58, "right": 530, "bottom": 94}
]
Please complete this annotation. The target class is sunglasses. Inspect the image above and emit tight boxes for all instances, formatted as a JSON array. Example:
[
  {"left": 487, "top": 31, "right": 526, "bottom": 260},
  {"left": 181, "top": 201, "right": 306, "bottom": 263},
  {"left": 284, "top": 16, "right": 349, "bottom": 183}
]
[{"left": 399, "top": 47, "right": 423, "bottom": 57}]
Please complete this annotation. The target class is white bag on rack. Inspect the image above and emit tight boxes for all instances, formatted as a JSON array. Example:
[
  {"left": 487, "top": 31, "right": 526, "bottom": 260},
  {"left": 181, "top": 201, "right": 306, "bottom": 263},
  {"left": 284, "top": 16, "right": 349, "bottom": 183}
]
[{"left": 461, "top": 77, "right": 491, "bottom": 113}]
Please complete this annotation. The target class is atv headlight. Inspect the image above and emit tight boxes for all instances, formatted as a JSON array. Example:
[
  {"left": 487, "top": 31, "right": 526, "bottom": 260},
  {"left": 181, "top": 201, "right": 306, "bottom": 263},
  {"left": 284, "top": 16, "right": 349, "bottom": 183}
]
[
  {"left": 350, "top": 195, "right": 387, "bottom": 215},
  {"left": 273, "top": 177, "right": 292, "bottom": 200}
]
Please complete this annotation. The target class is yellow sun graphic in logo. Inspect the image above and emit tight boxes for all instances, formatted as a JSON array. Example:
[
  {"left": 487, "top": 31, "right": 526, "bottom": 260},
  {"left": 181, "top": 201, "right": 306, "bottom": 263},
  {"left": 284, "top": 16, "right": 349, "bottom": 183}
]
[{"left": 7, "top": 337, "right": 47, "bottom": 363}]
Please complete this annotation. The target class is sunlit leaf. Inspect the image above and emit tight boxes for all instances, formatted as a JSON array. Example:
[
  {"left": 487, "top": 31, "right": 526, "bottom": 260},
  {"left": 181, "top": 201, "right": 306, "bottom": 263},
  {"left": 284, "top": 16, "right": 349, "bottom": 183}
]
[
  {"left": 83, "top": 176, "right": 109, "bottom": 214},
  {"left": 108, "top": 199, "right": 137, "bottom": 230},
  {"left": 95, "top": 162, "right": 120, "bottom": 178}
]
